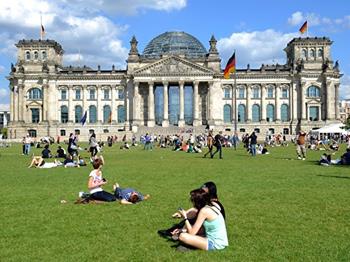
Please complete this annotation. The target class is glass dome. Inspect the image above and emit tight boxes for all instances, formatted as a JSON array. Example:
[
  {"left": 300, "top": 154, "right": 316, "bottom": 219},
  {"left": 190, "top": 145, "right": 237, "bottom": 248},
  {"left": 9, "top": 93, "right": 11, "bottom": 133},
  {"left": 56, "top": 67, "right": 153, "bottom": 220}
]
[{"left": 142, "top": 31, "right": 207, "bottom": 59}]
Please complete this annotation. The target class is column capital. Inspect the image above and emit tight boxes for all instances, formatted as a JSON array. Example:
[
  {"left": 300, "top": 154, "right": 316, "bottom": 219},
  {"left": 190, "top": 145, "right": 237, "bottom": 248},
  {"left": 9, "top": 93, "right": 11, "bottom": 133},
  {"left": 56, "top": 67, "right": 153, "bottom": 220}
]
[
  {"left": 162, "top": 81, "right": 169, "bottom": 86},
  {"left": 148, "top": 81, "right": 154, "bottom": 86},
  {"left": 193, "top": 80, "right": 200, "bottom": 86},
  {"left": 179, "top": 80, "right": 185, "bottom": 87}
]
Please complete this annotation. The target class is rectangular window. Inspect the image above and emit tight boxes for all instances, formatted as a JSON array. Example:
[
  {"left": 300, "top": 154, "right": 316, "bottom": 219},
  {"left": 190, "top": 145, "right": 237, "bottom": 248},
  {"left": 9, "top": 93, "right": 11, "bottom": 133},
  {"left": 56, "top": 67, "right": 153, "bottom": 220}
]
[
  {"left": 254, "top": 128, "right": 260, "bottom": 133},
  {"left": 267, "top": 88, "right": 274, "bottom": 98},
  {"left": 89, "top": 90, "right": 95, "bottom": 100},
  {"left": 283, "top": 128, "right": 289, "bottom": 135},
  {"left": 75, "top": 89, "right": 81, "bottom": 100},
  {"left": 252, "top": 88, "right": 260, "bottom": 99},
  {"left": 118, "top": 89, "right": 125, "bottom": 100},
  {"left": 282, "top": 89, "right": 289, "bottom": 98},
  {"left": 61, "top": 90, "right": 67, "bottom": 100},
  {"left": 60, "top": 130, "right": 66, "bottom": 136},
  {"left": 224, "top": 89, "right": 231, "bottom": 99},
  {"left": 309, "top": 106, "right": 319, "bottom": 121},
  {"left": 239, "top": 88, "right": 245, "bottom": 99},
  {"left": 31, "top": 108, "right": 40, "bottom": 123},
  {"left": 104, "top": 90, "right": 110, "bottom": 100},
  {"left": 75, "top": 129, "right": 80, "bottom": 135}
]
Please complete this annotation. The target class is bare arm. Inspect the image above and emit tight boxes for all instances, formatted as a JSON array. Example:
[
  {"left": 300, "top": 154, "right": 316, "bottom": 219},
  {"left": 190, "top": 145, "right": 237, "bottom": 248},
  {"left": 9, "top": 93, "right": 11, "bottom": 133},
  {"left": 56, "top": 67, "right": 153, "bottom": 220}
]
[
  {"left": 181, "top": 208, "right": 208, "bottom": 235},
  {"left": 87, "top": 175, "right": 106, "bottom": 190},
  {"left": 120, "top": 199, "right": 133, "bottom": 205}
]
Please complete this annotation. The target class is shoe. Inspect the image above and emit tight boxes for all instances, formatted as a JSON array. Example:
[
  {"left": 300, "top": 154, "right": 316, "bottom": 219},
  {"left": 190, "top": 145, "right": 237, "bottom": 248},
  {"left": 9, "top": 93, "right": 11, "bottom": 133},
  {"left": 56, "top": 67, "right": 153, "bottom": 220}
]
[
  {"left": 157, "top": 229, "right": 172, "bottom": 238},
  {"left": 302, "top": 158, "right": 305, "bottom": 161},
  {"left": 176, "top": 244, "right": 194, "bottom": 252},
  {"left": 297, "top": 157, "right": 302, "bottom": 160}
]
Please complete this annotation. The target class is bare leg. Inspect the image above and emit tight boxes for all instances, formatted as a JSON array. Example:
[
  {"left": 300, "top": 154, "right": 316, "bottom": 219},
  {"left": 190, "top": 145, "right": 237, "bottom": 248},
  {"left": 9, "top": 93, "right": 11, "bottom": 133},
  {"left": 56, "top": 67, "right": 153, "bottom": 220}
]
[{"left": 179, "top": 233, "right": 208, "bottom": 250}]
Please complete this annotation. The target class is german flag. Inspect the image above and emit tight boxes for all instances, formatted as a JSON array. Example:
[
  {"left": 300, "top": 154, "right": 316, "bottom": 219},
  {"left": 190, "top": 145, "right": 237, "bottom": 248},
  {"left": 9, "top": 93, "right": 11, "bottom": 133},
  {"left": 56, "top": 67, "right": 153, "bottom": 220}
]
[
  {"left": 299, "top": 21, "right": 307, "bottom": 34},
  {"left": 224, "top": 52, "right": 236, "bottom": 79}
]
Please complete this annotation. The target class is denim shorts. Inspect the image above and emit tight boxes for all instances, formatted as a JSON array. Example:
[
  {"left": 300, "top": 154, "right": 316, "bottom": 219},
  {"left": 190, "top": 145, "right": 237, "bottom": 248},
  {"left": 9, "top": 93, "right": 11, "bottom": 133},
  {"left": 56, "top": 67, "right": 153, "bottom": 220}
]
[{"left": 208, "top": 239, "right": 215, "bottom": 251}]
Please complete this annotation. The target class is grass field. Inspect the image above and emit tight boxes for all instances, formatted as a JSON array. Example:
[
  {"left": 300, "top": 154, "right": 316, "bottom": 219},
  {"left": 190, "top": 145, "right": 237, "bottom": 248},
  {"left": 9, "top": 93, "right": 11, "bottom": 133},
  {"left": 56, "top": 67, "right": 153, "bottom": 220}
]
[{"left": 1, "top": 142, "right": 350, "bottom": 261}]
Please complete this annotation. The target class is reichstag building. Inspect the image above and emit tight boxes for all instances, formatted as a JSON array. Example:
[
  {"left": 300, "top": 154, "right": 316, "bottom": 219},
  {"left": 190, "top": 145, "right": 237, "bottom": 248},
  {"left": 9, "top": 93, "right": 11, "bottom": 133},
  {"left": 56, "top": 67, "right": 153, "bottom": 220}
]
[{"left": 7, "top": 31, "right": 341, "bottom": 140}]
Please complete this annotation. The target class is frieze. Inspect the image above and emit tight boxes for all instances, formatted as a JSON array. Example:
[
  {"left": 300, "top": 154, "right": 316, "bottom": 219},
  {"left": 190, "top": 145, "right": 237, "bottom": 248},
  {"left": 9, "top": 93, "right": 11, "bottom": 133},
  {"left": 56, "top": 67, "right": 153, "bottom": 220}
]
[{"left": 133, "top": 56, "right": 214, "bottom": 76}]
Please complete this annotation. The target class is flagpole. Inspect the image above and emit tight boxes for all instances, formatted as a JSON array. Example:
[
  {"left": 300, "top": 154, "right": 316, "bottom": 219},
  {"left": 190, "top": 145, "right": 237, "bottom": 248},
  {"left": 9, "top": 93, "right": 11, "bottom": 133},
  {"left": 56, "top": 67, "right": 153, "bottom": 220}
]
[
  {"left": 233, "top": 49, "right": 237, "bottom": 133},
  {"left": 306, "top": 21, "right": 309, "bottom": 37}
]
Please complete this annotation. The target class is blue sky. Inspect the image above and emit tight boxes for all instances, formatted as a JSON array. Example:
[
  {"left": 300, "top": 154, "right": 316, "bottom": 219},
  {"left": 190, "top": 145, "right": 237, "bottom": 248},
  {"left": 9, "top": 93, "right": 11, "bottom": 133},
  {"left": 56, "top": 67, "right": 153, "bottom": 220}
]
[{"left": 0, "top": 0, "right": 349, "bottom": 110}]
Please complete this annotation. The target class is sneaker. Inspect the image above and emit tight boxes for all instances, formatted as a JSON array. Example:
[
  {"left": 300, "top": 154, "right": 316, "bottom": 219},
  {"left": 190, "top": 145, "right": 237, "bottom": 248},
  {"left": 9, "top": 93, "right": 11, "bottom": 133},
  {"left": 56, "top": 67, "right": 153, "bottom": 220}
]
[
  {"left": 302, "top": 158, "right": 305, "bottom": 161},
  {"left": 78, "top": 191, "right": 84, "bottom": 198},
  {"left": 157, "top": 229, "right": 172, "bottom": 238},
  {"left": 176, "top": 244, "right": 195, "bottom": 252},
  {"left": 297, "top": 156, "right": 302, "bottom": 160}
]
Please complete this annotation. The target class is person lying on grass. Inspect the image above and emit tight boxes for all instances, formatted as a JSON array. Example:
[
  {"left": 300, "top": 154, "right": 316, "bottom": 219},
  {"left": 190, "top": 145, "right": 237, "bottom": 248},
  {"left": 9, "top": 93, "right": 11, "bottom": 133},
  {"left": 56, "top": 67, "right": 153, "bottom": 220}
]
[
  {"left": 113, "top": 183, "right": 150, "bottom": 205},
  {"left": 171, "top": 188, "right": 228, "bottom": 251},
  {"left": 158, "top": 181, "right": 225, "bottom": 239},
  {"left": 28, "top": 155, "right": 61, "bottom": 168}
]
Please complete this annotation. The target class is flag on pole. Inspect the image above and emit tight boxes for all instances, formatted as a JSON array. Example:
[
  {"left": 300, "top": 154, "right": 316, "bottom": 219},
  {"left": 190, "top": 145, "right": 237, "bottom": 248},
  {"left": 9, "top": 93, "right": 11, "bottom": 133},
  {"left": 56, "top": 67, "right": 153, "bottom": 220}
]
[
  {"left": 40, "top": 15, "right": 45, "bottom": 40},
  {"left": 224, "top": 52, "right": 236, "bottom": 79},
  {"left": 299, "top": 21, "right": 308, "bottom": 34},
  {"left": 80, "top": 111, "right": 87, "bottom": 126}
]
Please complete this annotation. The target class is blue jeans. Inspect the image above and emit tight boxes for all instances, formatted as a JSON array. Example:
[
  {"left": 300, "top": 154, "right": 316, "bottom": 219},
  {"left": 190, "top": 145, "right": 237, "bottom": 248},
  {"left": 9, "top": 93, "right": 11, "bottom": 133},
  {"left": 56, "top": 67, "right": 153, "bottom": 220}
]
[
  {"left": 90, "top": 191, "right": 116, "bottom": 202},
  {"left": 211, "top": 145, "right": 222, "bottom": 159},
  {"left": 251, "top": 144, "right": 256, "bottom": 156},
  {"left": 24, "top": 144, "right": 31, "bottom": 155}
]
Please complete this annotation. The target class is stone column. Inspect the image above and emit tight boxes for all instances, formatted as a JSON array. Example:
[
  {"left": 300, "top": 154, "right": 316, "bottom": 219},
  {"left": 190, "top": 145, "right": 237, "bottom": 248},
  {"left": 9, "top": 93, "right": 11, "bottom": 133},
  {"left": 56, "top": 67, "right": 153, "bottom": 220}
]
[
  {"left": 133, "top": 82, "right": 140, "bottom": 125},
  {"left": 231, "top": 84, "right": 236, "bottom": 125},
  {"left": 10, "top": 88, "right": 14, "bottom": 122},
  {"left": 42, "top": 82, "right": 49, "bottom": 122},
  {"left": 261, "top": 84, "right": 266, "bottom": 122},
  {"left": 246, "top": 85, "right": 252, "bottom": 122},
  {"left": 301, "top": 82, "right": 306, "bottom": 120},
  {"left": 111, "top": 85, "right": 116, "bottom": 123},
  {"left": 162, "top": 81, "right": 169, "bottom": 127},
  {"left": 275, "top": 84, "right": 281, "bottom": 121},
  {"left": 292, "top": 82, "right": 298, "bottom": 121},
  {"left": 326, "top": 80, "right": 334, "bottom": 120},
  {"left": 193, "top": 81, "right": 200, "bottom": 126},
  {"left": 97, "top": 85, "right": 102, "bottom": 123},
  {"left": 14, "top": 85, "right": 19, "bottom": 122},
  {"left": 178, "top": 81, "right": 185, "bottom": 127},
  {"left": 124, "top": 85, "right": 129, "bottom": 123},
  {"left": 67, "top": 85, "right": 73, "bottom": 123},
  {"left": 18, "top": 84, "right": 24, "bottom": 122},
  {"left": 82, "top": 85, "right": 87, "bottom": 116},
  {"left": 147, "top": 82, "right": 155, "bottom": 127},
  {"left": 335, "top": 84, "right": 340, "bottom": 120}
]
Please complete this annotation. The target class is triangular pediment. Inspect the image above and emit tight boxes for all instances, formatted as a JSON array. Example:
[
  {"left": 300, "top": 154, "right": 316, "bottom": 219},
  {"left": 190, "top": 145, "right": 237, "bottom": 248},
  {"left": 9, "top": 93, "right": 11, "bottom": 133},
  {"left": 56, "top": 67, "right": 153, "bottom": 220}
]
[
  {"left": 26, "top": 100, "right": 42, "bottom": 106},
  {"left": 133, "top": 56, "right": 214, "bottom": 76}
]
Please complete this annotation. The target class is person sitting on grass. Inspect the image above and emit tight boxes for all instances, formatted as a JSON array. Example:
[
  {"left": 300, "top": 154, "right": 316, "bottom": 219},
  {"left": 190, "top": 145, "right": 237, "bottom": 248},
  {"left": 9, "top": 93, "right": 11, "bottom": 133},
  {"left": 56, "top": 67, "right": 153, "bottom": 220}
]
[
  {"left": 41, "top": 144, "right": 52, "bottom": 158},
  {"left": 171, "top": 188, "right": 228, "bottom": 251},
  {"left": 88, "top": 156, "right": 116, "bottom": 202},
  {"left": 63, "top": 154, "right": 80, "bottom": 168},
  {"left": 158, "top": 182, "right": 225, "bottom": 240},
  {"left": 56, "top": 146, "right": 66, "bottom": 159},
  {"left": 113, "top": 183, "right": 150, "bottom": 205},
  {"left": 319, "top": 153, "right": 331, "bottom": 166}
]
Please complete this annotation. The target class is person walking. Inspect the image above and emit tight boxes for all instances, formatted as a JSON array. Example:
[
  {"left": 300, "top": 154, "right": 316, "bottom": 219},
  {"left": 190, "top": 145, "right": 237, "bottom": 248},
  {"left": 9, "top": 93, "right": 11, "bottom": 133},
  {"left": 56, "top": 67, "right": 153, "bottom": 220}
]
[
  {"left": 24, "top": 134, "right": 32, "bottom": 155},
  {"left": 296, "top": 130, "right": 307, "bottom": 160},
  {"left": 203, "top": 131, "right": 214, "bottom": 158},
  {"left": 249, "top": 131, "right": 257, "bottom": 156},
  {"left": 211, "top": 131, "right": 223, "bottom": 159}
]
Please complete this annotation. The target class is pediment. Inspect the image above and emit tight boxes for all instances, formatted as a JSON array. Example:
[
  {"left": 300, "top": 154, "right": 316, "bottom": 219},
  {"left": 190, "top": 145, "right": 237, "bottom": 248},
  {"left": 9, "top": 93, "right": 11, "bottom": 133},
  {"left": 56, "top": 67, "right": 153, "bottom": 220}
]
[
  {"left": 133, "top": 56, "right": 214, "bottom": 76},
  {"left": 26, "top": 100, "right": 43, "bottom": 107}
]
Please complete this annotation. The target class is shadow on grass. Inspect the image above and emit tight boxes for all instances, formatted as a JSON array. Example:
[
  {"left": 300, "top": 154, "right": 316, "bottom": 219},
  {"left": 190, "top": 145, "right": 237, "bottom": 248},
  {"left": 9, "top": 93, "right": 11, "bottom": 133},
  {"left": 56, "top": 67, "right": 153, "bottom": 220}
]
[{"left": 316, "top": 174, "right": 350, "bottom": 180}]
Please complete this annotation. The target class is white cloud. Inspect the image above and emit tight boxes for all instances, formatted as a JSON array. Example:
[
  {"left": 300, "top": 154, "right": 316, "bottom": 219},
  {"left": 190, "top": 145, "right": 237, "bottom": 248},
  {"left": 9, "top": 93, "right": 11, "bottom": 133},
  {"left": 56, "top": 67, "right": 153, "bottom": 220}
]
[
  {"left": 217, "top": 29, "right": 298, "bottom": 68},
  {"left": 340, "top": 74, "right": 350, "bottom": 100},
  {"left": 0, "top": 65, "right": 4, "bottom": 73},
  {"left": 287, "top": 11, "right": 350, "bottom": 30},
  {"left": 0, "top": 104, "right": 10, "bottom": 111}
]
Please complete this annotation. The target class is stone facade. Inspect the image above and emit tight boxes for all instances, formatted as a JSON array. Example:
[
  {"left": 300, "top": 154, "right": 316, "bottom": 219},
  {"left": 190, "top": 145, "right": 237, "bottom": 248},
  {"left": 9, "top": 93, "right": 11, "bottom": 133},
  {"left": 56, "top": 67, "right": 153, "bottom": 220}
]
[{"left": 7, "top": 33, "right": 342, "bottom": 140}]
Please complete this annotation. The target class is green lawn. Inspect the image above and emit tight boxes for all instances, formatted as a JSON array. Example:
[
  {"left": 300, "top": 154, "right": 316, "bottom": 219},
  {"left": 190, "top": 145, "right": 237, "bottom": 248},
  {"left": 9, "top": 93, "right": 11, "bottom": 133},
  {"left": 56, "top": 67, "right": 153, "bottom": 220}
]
[{"left": 0, "top": 143, "right": 350, "bottom": 261}]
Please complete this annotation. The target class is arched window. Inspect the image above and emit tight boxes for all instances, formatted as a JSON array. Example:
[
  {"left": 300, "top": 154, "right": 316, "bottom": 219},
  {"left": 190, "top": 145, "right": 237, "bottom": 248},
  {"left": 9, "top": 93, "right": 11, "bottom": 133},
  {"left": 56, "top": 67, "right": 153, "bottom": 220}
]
[
  {"left": 25, "top": 51, "right": 31, "bottom": 60},
  {"left": 302, "top": 49, "right": 307, "bottom": 59},
  {"left": 75, "top": 105, "right": 83, "bottom": 123},
  {"left": 252, "top": 104, "right": 260, "bottom": 122},
  {"left": 103, "top": 89, "right": 110, "bottom": 100},
  {"left": 307, "top": 86, "right": 320, "bottom": 97},
  {"left": 117, "top": 105, "right": 125, "bottom": 123},
  {"left": 89, "top": 105, "right": 97, "bottom": 123},
  {"left": 89, "top": 89, "right": 96, "bottom": 100},
  {"left": 266, "top": 104, "right": 275, "bottom": 122},
  {"left": 42, "top": 51, "right": 47, "bottom": 60},
  {"left": 60, "top": 106, "right": 68, "bottom": 123},
  {"left": 223, "top": 104, "right": 232, "bottom": 123},
  {"left": 318, "top": 49, "right": 323, "bottom": 58},
  {"left": 103, "top": 105, "right": 111, "bottom": 123},
  {"left": 310, "top": 49, "right": 315, "bottom": 59},
  {"left": 282, "top": 88, "right": 289, "bottom": 98},
  {"left": 252, "top": 86, "right": 260, "bottom": 98},
  {"left": 281, "top": 104, "right": 289, "bottom": 122},
  {"left": 118, "top": 89, "right": 125, "bottom": 100},
  {"left": 238, "top": 104, "right": 246, "bottom": 123},
  {"left": 34, "top": 51, "right": 39, "bottom": 60},
  {"left": 27, "top": 88, "right": 42, "bottom": 99}
]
